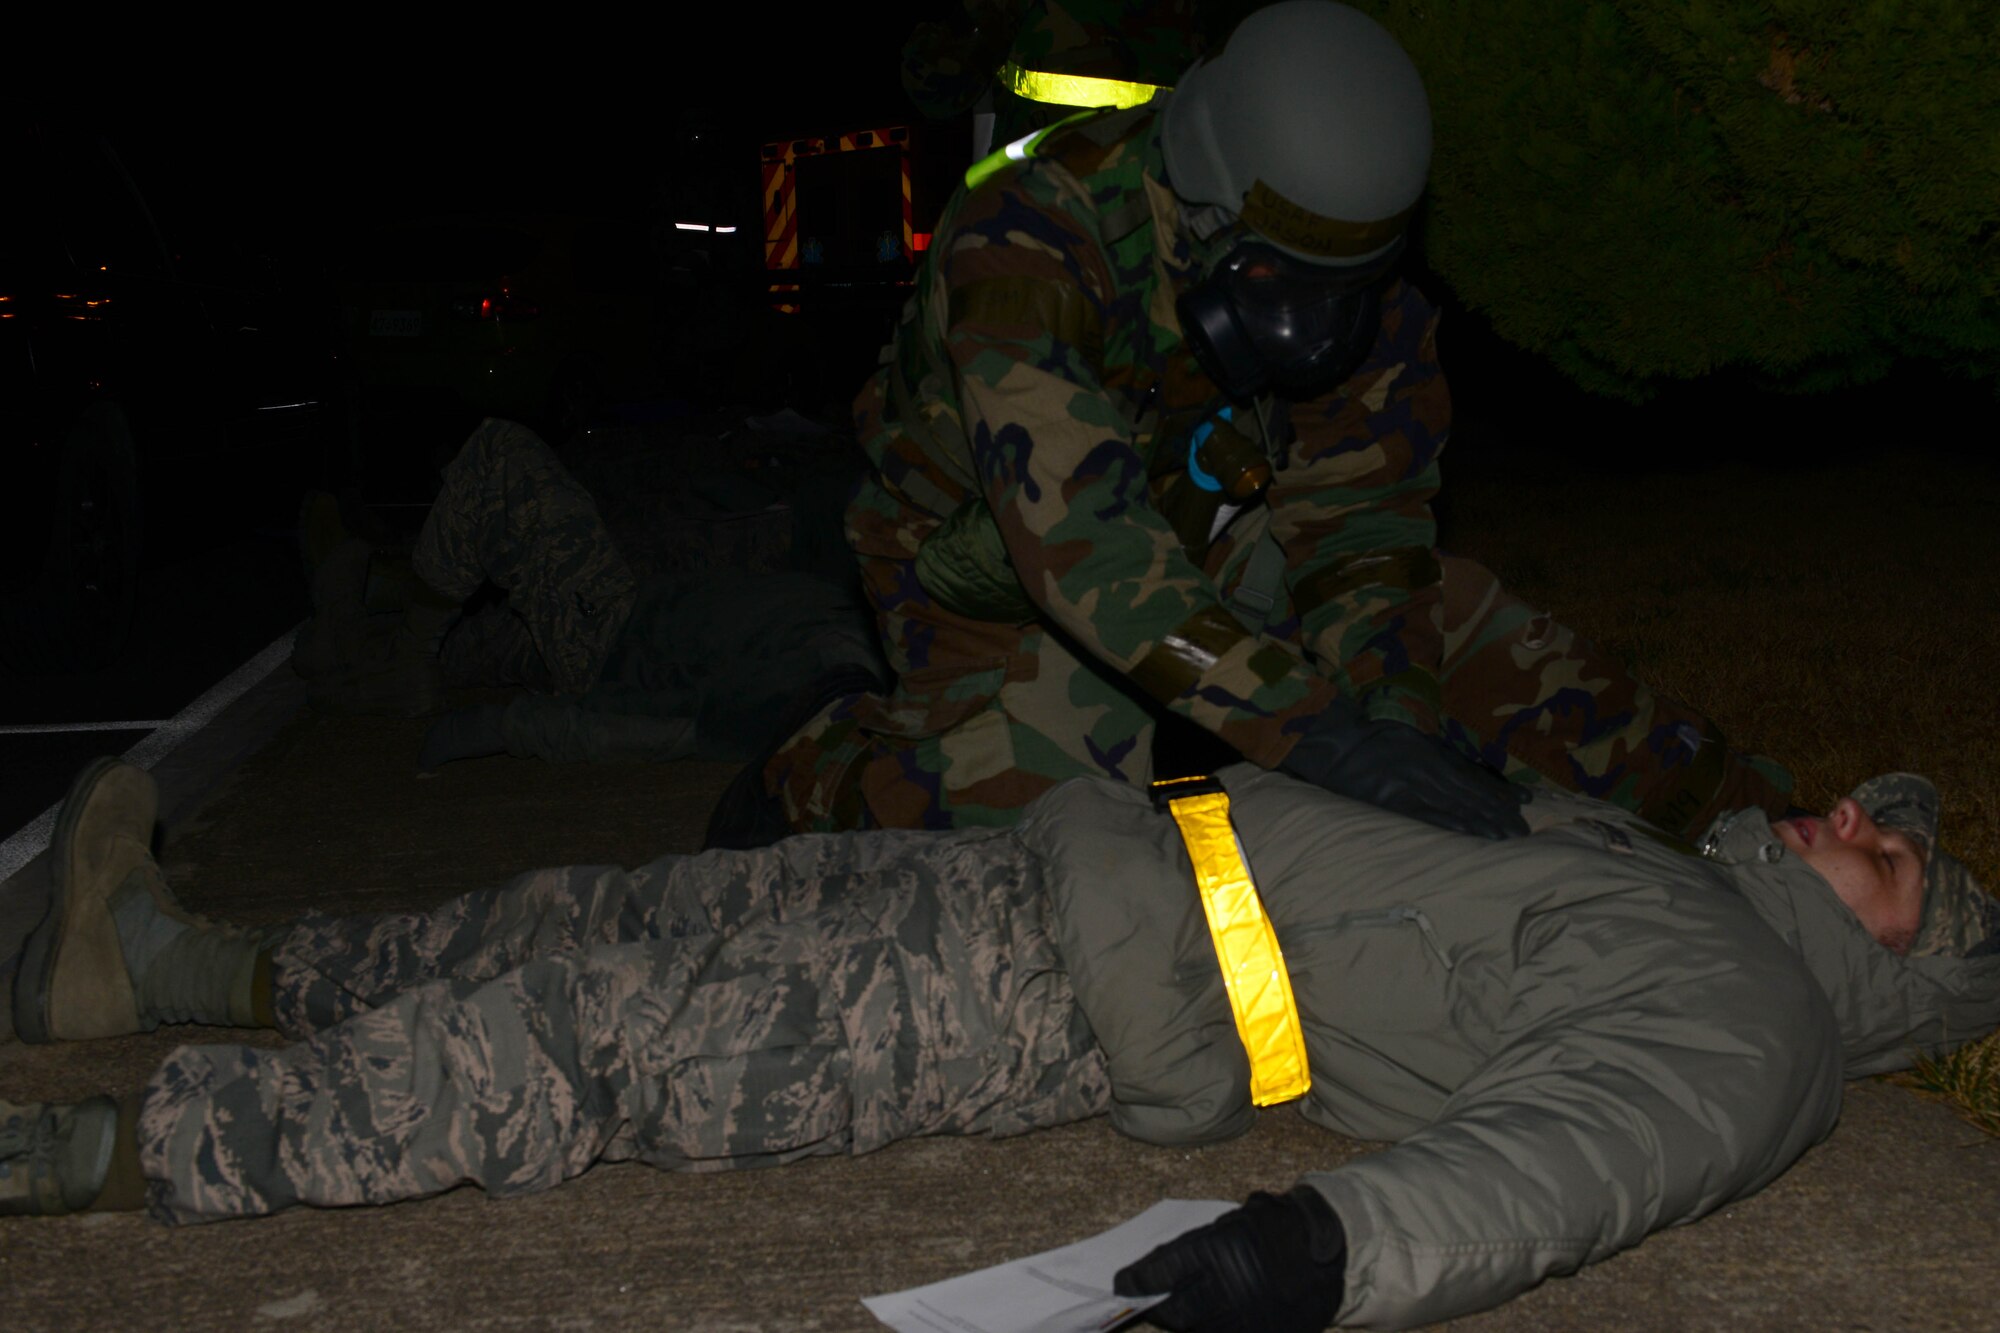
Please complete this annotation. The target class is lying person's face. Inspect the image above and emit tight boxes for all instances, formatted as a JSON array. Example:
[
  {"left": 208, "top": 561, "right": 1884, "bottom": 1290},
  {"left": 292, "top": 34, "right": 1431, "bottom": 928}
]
[{"left": 1774, "top": 798, "right": 1927, "bottom": 954}]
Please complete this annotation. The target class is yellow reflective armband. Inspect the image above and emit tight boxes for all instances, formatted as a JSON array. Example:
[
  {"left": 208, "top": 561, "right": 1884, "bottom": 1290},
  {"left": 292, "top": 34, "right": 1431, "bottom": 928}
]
[
  {"left": 1151, "top": 776, "right": 1310, "bottom": 1107},
  {"left": 962, "top": 109, "right": 1098, "bottom": 190},
  {"left": 998, "top": 62, "right": 1168, "bottom": 111}
]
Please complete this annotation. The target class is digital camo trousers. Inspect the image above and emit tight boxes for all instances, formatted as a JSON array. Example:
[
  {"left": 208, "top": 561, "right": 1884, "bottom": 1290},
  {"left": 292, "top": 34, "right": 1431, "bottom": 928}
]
[
  {"left": 134, "top": 830, "right": 1108, "bottom": 1223},
  {"left": 771, "top": 553, "right": 1791, "bottom": 842},
  {"left": 413, "top": 418, "right": 637, "bottom": 695}
]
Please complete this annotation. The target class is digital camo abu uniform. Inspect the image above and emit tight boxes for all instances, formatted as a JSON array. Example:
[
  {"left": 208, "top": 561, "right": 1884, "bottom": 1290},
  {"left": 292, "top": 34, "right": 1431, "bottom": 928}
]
[{"left": 302, "top": 418, "right": 887, "bottom": 767}]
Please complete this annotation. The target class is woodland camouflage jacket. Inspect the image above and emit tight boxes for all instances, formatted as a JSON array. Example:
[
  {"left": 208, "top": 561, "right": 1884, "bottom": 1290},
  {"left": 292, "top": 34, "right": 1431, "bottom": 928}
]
[{"left": 850, "top": 101, "right": 1453, "bottom": 765}]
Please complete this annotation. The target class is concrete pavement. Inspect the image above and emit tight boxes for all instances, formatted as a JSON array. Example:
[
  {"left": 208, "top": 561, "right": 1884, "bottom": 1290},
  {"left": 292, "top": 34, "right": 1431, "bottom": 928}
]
[{"left": 3, "top": 703, "right": 1996, "bottom": 1331}]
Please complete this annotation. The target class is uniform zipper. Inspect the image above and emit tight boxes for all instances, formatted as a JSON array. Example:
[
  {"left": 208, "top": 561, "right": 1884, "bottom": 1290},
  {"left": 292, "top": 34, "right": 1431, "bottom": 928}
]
[{"left": 1292, "top": 905, "right": 1454, "bottom": 969}]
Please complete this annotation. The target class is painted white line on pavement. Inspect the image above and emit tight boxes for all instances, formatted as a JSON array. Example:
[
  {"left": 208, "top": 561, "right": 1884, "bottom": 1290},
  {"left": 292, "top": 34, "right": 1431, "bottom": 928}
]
[
  {"left": 0, "top": 625, "right": 301, "bottom": 883},
  {"left": 0, "top": 721, "right": 173, "bottom": 735}
]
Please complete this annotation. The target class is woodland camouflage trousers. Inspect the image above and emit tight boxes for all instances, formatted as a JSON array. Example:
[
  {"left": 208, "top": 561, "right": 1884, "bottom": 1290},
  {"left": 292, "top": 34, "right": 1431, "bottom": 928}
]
[
  {"left": 135, "top": 830, "right": 1107, "bottom": 1223},
  {"left": 1429, "top": 556, "right": 1791, "bottom": 840},
  {"left": 770, "top": 552, "right": 1791, "bottom": 843}
]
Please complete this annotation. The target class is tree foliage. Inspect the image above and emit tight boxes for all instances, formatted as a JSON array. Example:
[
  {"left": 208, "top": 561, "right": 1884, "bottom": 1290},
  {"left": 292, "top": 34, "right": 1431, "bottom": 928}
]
[{"left": 1302, "top": 3, "right": 2000, "bottom": 397}]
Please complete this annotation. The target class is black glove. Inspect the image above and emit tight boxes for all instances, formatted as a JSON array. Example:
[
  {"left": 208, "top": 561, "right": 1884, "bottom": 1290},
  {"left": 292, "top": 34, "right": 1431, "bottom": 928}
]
[
  {"left": 419, "top": 704, "right": 508, "bottom": 770},
  {"left": 1279, "top": 699, "right": 1527, "bottom": 839},
  {"left": 1114, "top": 1188, "right": 1347, "bottom": 1333}
]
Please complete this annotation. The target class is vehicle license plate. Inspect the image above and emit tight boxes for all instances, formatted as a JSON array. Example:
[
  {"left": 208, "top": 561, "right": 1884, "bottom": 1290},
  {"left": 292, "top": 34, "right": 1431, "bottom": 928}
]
[{"left": 369, "top": 309, "right": 423, "bottom": 337}]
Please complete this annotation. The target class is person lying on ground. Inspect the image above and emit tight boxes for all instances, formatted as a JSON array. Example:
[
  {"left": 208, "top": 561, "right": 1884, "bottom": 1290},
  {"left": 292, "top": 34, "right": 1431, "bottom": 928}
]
[
  {"left": 8, "top": 756, "right": 1997, "bottom": 1329},
  {"left": 292, "top": 417, "right": 890, "bottom": 769}
]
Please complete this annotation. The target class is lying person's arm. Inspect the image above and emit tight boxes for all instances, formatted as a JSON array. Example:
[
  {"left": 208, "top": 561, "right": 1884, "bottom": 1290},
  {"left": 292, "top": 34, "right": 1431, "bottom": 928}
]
[{"left": 1124, "top": 903, "right": 1848, "bottom": 1330}]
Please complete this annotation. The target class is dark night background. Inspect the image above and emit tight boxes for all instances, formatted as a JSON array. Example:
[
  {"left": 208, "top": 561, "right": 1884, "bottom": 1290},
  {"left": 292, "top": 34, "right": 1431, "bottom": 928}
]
[
  {"left": 93, "top": 28, "right": 938, "bottom": 255},
  {"left": 4, "top": 20, "right": 1990, "bottom": 835},
  {"left": 2, "top": 24, "right": 943, "bottom": 827}
]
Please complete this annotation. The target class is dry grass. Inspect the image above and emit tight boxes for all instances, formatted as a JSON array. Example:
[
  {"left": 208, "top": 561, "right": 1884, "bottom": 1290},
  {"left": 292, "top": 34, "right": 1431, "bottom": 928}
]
[
  {"left": 1907, "top": 1040, "right": 2000, "bottom": 1138},
  {"left": 1440, "top": 445, "right": 2000, "bottom": 1133}
]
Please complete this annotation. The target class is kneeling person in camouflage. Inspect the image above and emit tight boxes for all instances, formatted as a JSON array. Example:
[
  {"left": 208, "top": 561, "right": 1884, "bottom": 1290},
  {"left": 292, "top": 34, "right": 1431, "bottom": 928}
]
[
  {"left": 8, "top": 757, "right": 1998, "bottom": 1330},
  {"left": 754, "top": 3, "right": 1790, "bottom": 849}
]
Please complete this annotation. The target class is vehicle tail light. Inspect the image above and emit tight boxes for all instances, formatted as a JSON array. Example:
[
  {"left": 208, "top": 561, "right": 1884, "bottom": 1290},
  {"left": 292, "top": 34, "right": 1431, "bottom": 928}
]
[{"left": 451, "top": 292, "right": 540, "bottom": 321}]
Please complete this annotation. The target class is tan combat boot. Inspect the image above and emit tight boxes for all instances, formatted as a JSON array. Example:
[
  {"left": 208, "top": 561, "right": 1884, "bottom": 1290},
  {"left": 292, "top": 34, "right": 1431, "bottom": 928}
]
[
  {"left": 291, "top": 536, "right": 375, "bottom": 680},
  {"left": 14, "top": 759, "right": 173, "bottom": 1041},
  {"left": 15, "top": 761, "right": 277, "bottom": 1044},
  {"left": 0, "top": 1097, "right": 120, "bottom": 1215}
]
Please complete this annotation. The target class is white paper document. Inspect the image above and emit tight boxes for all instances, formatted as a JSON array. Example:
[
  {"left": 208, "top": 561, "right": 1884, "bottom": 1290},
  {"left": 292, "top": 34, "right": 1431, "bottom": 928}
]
[{"left": 862, "top": 1198, "right": 1235, "bottom": 1333}]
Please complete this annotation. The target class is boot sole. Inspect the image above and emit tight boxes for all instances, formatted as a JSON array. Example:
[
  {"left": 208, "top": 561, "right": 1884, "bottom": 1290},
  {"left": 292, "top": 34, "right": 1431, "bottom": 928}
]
[{"left": 12, "top": 757, "right": 125, "bottom": 1044}]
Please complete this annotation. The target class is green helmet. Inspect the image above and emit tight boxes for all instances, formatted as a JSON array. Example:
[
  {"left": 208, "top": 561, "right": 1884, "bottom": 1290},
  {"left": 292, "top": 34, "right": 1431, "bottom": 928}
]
[{"left": 1161, "top": 1, "right": 1432, "bottom": 268}]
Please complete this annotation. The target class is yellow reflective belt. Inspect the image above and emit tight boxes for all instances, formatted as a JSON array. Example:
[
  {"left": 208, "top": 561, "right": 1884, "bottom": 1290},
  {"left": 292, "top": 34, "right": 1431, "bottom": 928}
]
[
  {"left": 1152, "top": 776, "right": 1311, "bottom": 1107},
  {"left": 999, "top": 61, "right": 1168, "bottom": 110}
]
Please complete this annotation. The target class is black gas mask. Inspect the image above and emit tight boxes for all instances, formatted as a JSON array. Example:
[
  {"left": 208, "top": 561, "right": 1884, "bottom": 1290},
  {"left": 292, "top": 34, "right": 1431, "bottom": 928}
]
[{"left": 1177, "top": 237, "right": 1401, "bottom": 401}]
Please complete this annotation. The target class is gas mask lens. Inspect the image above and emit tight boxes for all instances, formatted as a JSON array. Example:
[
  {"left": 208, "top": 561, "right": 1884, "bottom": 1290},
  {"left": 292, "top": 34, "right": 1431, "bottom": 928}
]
[{"left": 1179, "top": 239, "right": 1398, "bottom": 400}]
